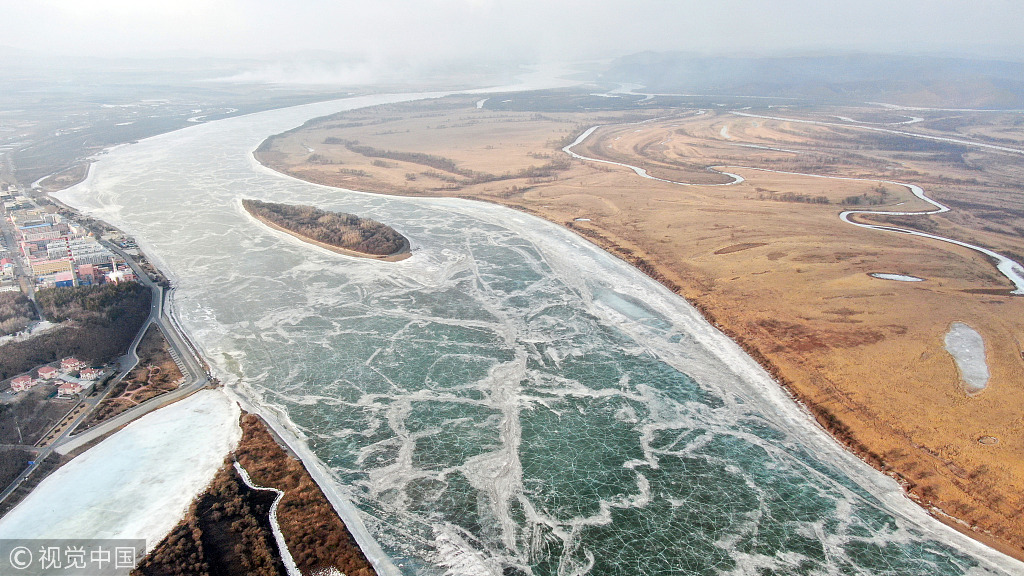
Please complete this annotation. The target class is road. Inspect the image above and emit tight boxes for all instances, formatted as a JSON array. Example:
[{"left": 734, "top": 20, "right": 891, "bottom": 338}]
[
  {"left": 0, "top": 186, "right": 51, "bottom": 318},
  {"left": 0, "top": 242, "right": 211, "bottom": 505},
  {"left": 0, "top": 207, "right": 39, "bottom": 312},
  {"left": 54, "top": 241, "right": 210, "bottom": 454}
]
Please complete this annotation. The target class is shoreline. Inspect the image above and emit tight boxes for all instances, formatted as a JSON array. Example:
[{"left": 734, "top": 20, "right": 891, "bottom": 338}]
[
  {"left": 556, "top": 218, "right": 1024, "bottom": 564},
  {"left": 37, "top": 171, "right": 400, "bottom": 575},
  {"left": 223, "top": 389, "right": 401, "bottom": 576},
  {"left": 255, "top": 150, "right": 1024, "bottom": 565}
]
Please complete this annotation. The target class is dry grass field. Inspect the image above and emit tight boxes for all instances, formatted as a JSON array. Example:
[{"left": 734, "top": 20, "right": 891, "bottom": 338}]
[{"left": 258, "top": 93, "right": 1024, "bottom": 558}]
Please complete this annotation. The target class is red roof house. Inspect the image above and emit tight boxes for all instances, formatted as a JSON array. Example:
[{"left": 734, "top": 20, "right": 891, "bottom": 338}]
[
  {"left": 60, "top": 357, "right": 87, "bottom": 372},
  {"left": 37, "top": 366, "right": 59, "bottom": 380},
  {"left": 79, "top": 368, "right": 101, "bottom": 381},
  {"left": 58, "top": 381, "right": 83, "bottom": 397},
  {"left": 11, "top": 375, "right": 35, "bottom": 392}
]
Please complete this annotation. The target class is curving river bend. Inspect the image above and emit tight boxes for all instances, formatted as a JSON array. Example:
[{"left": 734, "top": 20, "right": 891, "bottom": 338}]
[
  {"left": 564, "top": 124, "right": 1024, "bottom": 295},
  {"left": 57, "top": 94, "right": 1024, "bottom": 575}
]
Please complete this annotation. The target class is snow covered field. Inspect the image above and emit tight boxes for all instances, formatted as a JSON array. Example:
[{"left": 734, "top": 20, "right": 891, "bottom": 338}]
[{"left": 0, "top": 390, "right": 240, "bottom": 545}]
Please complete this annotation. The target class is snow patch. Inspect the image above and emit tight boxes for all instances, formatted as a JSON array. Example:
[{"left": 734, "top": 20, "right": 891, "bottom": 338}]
[
  {"left": 870, "top": 273, "right": 924, "bottom": 282},
  {"left": 0, "top": 390, "right": 240, "bottom": 545},
  {"left": 945, "top": 322, "right": 990, "bottom": 392}
]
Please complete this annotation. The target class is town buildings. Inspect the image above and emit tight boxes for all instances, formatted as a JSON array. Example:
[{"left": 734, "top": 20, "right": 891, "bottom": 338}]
[
  {"left": 2, "top": 191, "right": 134, "bottom": 401},
  {"left": 2, "top": 191, "right": 136, "bottom": 288},
  {"left": 79, "top": 368, "right": 101, "bottom": 381},
  {"left": 10, "top": 375, "right": 36, "bottom": 392},
  {"left": 37, "top": 366, "right": 59, "bottom": 380},
  {"left": 57, "top": 381, "right": 84, "bottom": 397},
  {"left": 61, "top": 357, "right": 87, "bottom": 372}
]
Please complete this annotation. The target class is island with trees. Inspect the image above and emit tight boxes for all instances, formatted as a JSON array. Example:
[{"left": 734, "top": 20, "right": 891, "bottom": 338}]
[{"left": 241, "top": 199, "right": 410, "bottom": 261}]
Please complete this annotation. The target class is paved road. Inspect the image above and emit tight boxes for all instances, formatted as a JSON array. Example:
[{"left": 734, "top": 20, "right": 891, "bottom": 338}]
[
  {"left": 104, "top": 241, "right": 205, "bottom": 379},
  {"left": 54, "top": 242, "right": 210, "bottom": 454},
  {"left": 0, "top": 187, "right": 51, "bottom": 318},
  {"left": 0, "top": 243, "right": 211, "bottom": 503},
  {"left": 0, "top": 218, "right": 32, "bottom": 297}
]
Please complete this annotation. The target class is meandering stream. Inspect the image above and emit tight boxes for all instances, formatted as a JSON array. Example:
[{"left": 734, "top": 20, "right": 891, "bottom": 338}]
[{"left": 564, "top": 124, "right": 1024, "bottom": 294}]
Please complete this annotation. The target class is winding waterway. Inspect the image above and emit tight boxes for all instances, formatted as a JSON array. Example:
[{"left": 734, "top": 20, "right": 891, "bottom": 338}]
[
  {"left": 565, "top": 125, "right": 1024, "bottom": 295},
  {"left": 731, "top": 111, "right": 1024, "bottom": 156},
  {"left": 57, "top": 95, "right": 1024, "bottom": 575}
]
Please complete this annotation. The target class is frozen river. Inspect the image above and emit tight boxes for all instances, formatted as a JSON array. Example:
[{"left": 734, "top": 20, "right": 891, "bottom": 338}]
[{"left": 55, "top": 93, "right": 1023, "bottom": 575}]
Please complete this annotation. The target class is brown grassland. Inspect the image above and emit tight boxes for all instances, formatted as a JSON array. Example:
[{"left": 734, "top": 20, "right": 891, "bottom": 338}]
[
  {"left": 37, "top": 162, "right": 90, "bottom": 193},
  {"left": 257, "top": 94, "right": 1024, "bottom": 559}
]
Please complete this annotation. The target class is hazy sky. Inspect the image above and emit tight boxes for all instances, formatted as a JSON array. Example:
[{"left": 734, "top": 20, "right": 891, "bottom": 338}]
[{"left": 2, "top": 0, "right": 1022, "bottom": 63}]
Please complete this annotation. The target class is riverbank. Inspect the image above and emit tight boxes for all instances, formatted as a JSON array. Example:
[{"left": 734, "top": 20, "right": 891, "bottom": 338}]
[{"left": 24, "top": 174, "right": 387, "bottom": 574}]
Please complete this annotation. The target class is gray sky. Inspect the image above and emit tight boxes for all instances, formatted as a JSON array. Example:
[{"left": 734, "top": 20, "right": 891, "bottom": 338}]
[{"left": 2, "top": 0, "right": 1022, "bottom": 63}]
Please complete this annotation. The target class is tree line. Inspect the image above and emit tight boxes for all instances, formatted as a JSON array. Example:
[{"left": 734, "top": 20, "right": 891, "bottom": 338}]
[
  {"left": 330, "top": 138, "right": 571, "bottom": 186},
  {"left": 234, "top": 414, "right": 376, "bottom": 576},
  {"left": 132, "top": 463, "right": 284, "bottom": 576},
  {"left": 334, "top": 139, "right": 475, "bottom": 177},
  {"left": 136, "top": 413, "right": 377, "bottom": 576}
]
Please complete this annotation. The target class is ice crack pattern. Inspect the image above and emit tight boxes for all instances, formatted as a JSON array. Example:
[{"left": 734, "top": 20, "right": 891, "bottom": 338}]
[{"left": 57, "top": 95, "right": 1023, "bottom": 575}]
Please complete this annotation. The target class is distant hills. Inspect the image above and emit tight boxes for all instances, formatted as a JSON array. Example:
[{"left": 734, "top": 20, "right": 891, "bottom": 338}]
[{"left": 601, "top": 53, "right": 1024, "bottom": 108}]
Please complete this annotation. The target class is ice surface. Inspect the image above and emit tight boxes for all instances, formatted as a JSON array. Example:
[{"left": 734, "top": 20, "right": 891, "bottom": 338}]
[
  {"left": 871, "top": 273, "right": 925, "bottom": 282},
  {"left": 944, "top": 323, "right": 990, "bottom": 392},
  {"left": 0, "top": 390, "right": 240, "bottom": 545},
  {"left": 51, "top": 94, "right": 1024, "bottom": 575}
]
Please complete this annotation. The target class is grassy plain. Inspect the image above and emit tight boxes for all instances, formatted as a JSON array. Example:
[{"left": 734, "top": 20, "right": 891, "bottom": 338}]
[{"left": 258, "top": 93, "right": 1024, "bottom": 558}]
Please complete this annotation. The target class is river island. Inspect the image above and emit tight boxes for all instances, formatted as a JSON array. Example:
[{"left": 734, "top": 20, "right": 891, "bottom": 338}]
[{"left": 242, "top": 199, "right": 411, "bottom": 261}]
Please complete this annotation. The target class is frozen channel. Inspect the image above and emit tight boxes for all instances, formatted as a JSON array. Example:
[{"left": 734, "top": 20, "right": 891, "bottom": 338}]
[{"left": 47, "top": 92, "right": 1024, "bottom": 576}]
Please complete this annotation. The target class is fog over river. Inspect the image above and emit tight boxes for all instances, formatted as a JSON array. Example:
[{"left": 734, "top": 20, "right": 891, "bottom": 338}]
[{"left": 57, "top": 92, "right": 1023, "bottom": 576}]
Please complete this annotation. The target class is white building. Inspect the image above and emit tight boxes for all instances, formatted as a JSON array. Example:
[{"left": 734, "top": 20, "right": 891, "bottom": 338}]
[
  {"left": 69, "top": 238, "right": 114, "bottom": 266},
  {"left": 46, "top": 239, "right": 71, "bottom": 259}
]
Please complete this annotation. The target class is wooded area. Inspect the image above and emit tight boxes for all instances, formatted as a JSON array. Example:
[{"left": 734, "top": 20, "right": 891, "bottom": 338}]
[
  {"left": 0, "top": 282, "right": 150, "bottom": 380},
  {"left": 234, "top": 414, "right": 376, "bottom": 576},
  {"left": 133, "top": 463, "right": 284, "bottom": 576},
  {"left": 0, "top": 291, "right": 36, "bottom": 337},
  {"left": 243, "top": 199, "right": 406, "bottom": 256},
  {"left": 136, "top": 413, "right": 376, "bottom": 576}
]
